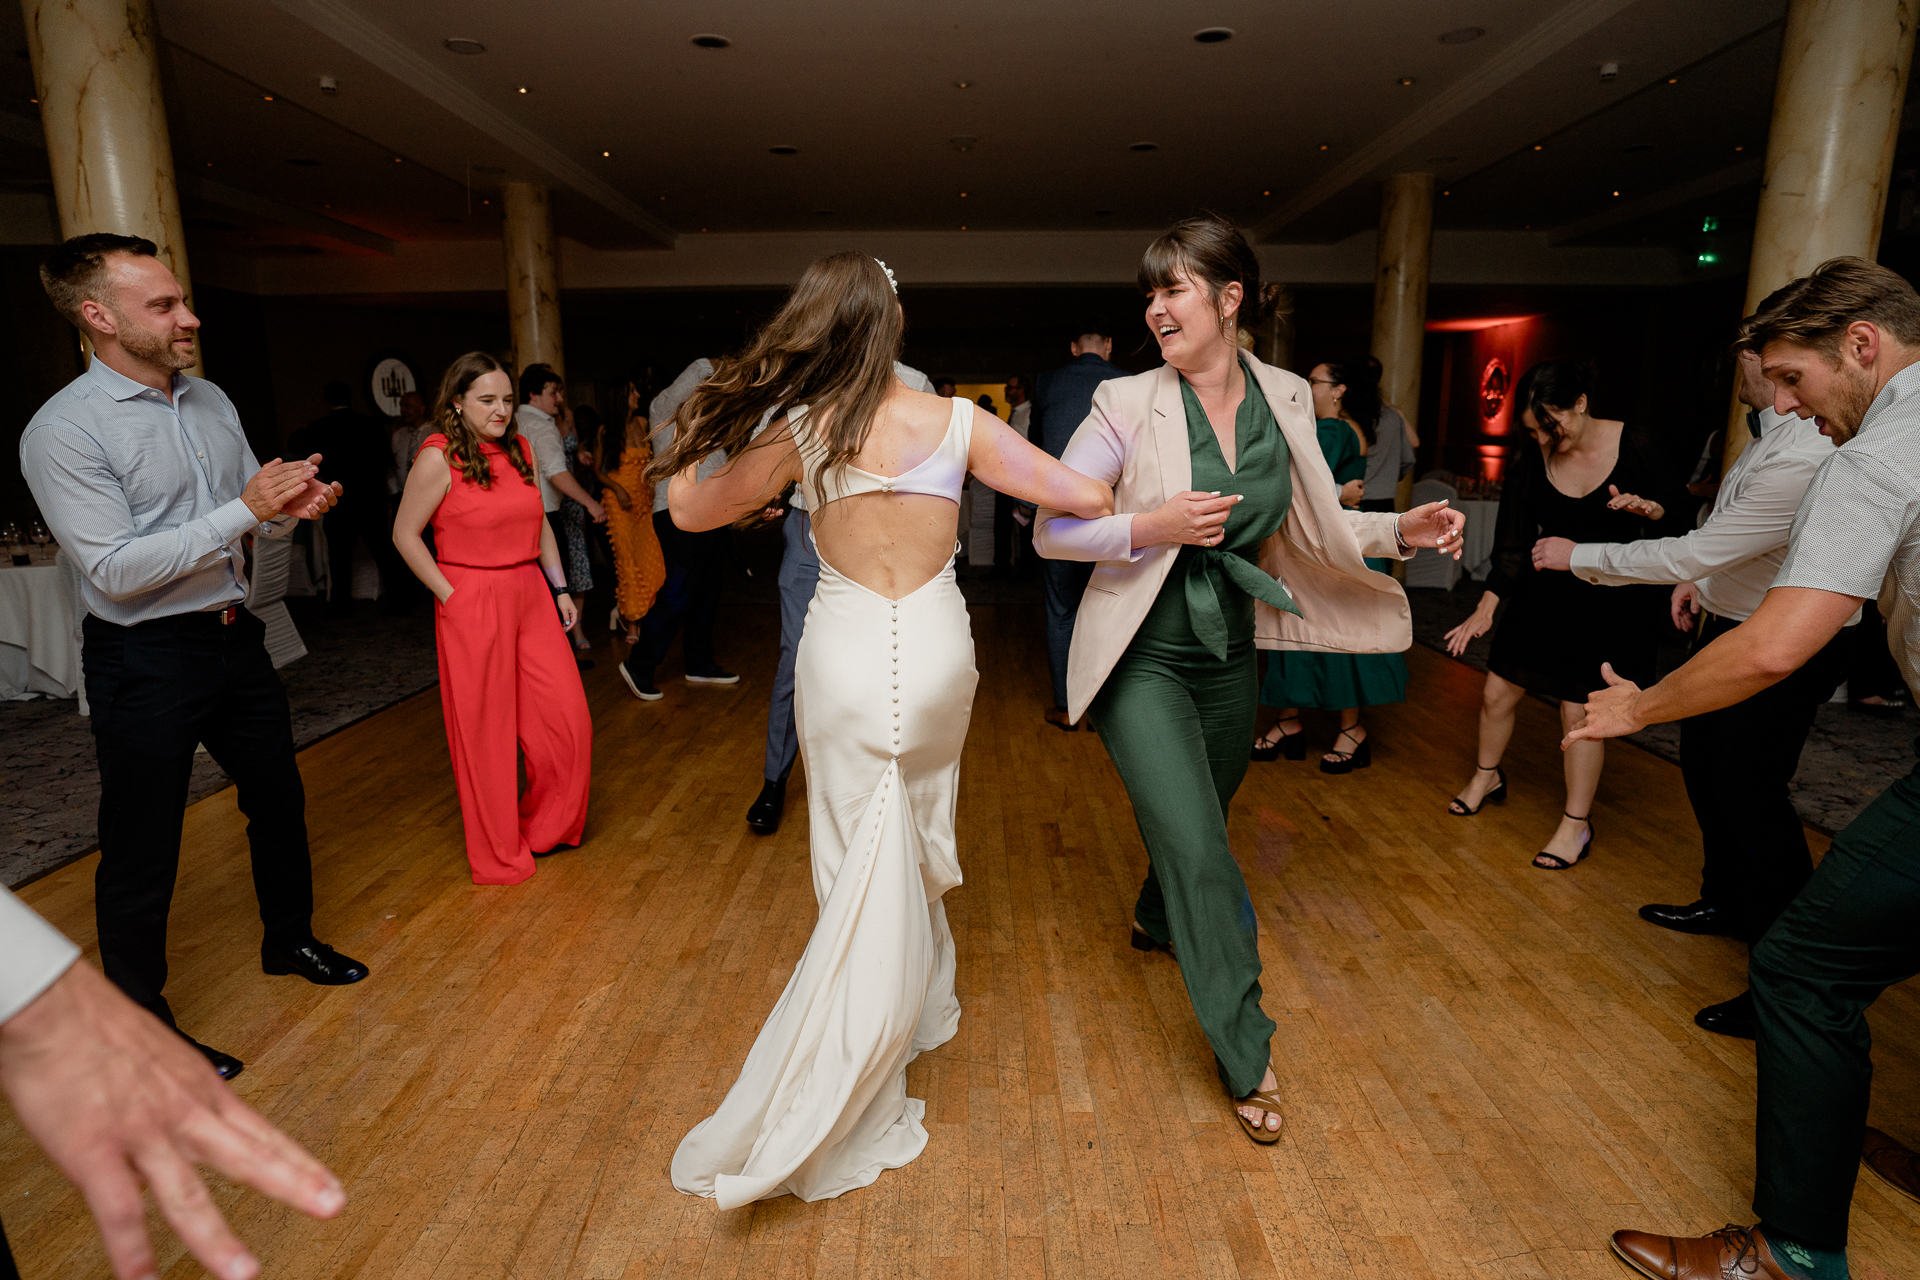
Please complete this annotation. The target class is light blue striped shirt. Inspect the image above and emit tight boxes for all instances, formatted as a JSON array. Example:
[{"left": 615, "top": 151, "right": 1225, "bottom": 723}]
[{"left": 19, "top": 359, "right": 293, "bottom": 626}]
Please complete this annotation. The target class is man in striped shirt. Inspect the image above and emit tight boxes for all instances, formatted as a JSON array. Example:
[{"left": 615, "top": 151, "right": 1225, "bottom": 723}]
[{"left": 1572, "top": 256, "right": 1920, "bottom": 1280}]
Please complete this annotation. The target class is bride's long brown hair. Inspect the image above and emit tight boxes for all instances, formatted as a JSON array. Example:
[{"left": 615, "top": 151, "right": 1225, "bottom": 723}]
[{"left": 648, "top": 252, "right": 903, "bottom": 493}]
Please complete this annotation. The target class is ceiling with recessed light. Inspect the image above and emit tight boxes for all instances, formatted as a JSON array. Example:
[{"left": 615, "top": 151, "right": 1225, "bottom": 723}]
[{"left": 0, "top": 0, "right": 1884, "bottom": 281}]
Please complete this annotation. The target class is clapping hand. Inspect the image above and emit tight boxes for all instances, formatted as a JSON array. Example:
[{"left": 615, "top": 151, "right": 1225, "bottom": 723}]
[
  {"left": 1562, "top": 663, "right": 1646, "bottom": 746},
  {"left": 1531, "top": 536, "right": 1575, "bottom": 572},
  {"left": 278, "top": 453, "right": 342, "bottom": 520},
  {"left": 1397, "top": 500, "right": 1467, "bottom": 558},
  {"left": 1605, "top": 486, "right": 1664, "bottom": 521}
]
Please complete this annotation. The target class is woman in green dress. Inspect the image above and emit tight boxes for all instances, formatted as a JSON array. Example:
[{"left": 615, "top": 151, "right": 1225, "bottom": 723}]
[
  {"left": 1034, "top": 217, "right": 1464, "bottom": 1145},
  {"left": 1254, "top": 358, "right": 1411, "bottom": 772}
]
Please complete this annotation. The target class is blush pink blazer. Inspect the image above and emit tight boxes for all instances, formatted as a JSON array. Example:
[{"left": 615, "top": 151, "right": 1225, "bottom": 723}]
[{"left": 1033, "top": 354, "right": 1413, "bottom": 724}]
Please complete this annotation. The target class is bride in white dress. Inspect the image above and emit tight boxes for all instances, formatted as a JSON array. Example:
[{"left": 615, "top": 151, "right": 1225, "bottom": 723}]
[{"left": 654, "top": 253, "right": 1112, "bottom": 1209}]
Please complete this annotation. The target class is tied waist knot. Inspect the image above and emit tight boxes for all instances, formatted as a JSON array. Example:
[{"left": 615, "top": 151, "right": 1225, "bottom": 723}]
[{"left": 1183, "top": 547, "right": 1299, "bottom": 659}]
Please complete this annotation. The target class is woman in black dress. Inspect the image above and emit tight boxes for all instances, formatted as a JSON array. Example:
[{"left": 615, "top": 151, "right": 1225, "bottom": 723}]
[{"left": 1443, "top": 360, "right": 1682, "bottom": 868}]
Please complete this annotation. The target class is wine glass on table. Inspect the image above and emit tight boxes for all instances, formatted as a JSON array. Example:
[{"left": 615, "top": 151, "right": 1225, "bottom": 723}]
[
  {"left": 27, "top": 519, "right": 50, "bottom": 563},
  {"left": 2, "top": 521, "right": 26, "bottom": 566}
]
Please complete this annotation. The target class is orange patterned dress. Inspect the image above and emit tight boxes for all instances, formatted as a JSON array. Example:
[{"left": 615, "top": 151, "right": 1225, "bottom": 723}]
[{"left": 604, "top": 441, "right": 666, "bottom": 622}]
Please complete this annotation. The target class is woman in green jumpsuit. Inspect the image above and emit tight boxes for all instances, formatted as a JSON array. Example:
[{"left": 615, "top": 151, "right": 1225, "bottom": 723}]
[
  {"left": 1035, "top": 216, "right": 1464, "bottom": 1144},
  {"left": 1257, "top": 358, "right": 1410, "bottom": 771}
]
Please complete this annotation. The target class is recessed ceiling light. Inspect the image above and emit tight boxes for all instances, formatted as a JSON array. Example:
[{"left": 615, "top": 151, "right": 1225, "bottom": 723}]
[
  {"left": 1439, "top": 27, "right": 1484, "bottom": 44},
  {"left": 952, "top": 79, "right": 972, "bottom": 89},
  {"left": 1667, "top": 77, "right": 1680, "bottom": 84},
  {"left": 1192, "top": 27, "right": 1234, "bottom": 43},
  {"left": 1735, "top": 144, "right": 1745, "bottom": 151},
  {"left": 768, "top": 145, "right": 799, "bottom": 155},
  {"left": 392, "top": 156, "right": 402, "bottom": 163},
  {"left": 959, "top": 191, "right": 968, "bottom": 198},
  {"left": 1129, "top": 141, "right": 1158, "bottom": 152},
  {"left": 1442, "top": 189, "right": 1450, "bottom": 196},
  {"left": 601, "top": 150, "right": 612, "bottom": 157},
  {"left": 261, "top": 93, "right": 275, "bottom": 102},
  {"left": 701, "top": 227, "right": 709, "bottom": 232},
  {"left": 516, "top": 86, "right": 528, "bottom": 94},
  {"left": 690, "top": 34, "right": 730, "bottom": 49},
  {"left": 1397, "top": 77, "right": 1417, "bottom": 87},
  {"left": 1262, "top": 189, "right": 1271, "bottom": 196},
  {"left": 959, "top": 225, "right": 967, "bottom": 231},
  {"left": 27, "top": 96, "right": 38, "bottom": 105},
  {"left": 443, "top": 38, "right": 486, "bottom": 55},
  {"left": 1318, "top": 143, "right": 1330, "bottom": 151},
  {"left": 1533, "top": 144, "right": 1545, "bottom": 151},
  {"left": 1612, "top": 190, "right": 1621, "bottom": 196}
]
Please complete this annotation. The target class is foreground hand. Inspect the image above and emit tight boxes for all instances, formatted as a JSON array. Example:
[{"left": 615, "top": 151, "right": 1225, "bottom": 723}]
[
  {"left": 0, "top": 962, "right": 344, "bottom": 1280},
  {"left": 1563, "top": 663, "right": 1646, "bottom": 745},
  {"left": 1397, "top": 500, "right": 1466, "bottom": 558},
  {"left": 1531, "top": 536, "right": 1575, "bottom": 572},
  {"left": 1606, "top": 486, "right": 1664, "bottom": 521},
  {"left": 241, "top": 459, "right": 316, "bottom": 522},
  {"left": 1670, "top": 581, "right": 1701, "bottom": 632},
  {"left": 557, "top": 593, "right": 579, "bottom": 630},
  {"left": 280, "top": 478, "right": 343, "bottom": 520},
  {"left": 1149, "top": 491, "right": 1242, "bottom": 547},
  {"left": 585, "top": 499, "right": 607, "bottom": 524}
]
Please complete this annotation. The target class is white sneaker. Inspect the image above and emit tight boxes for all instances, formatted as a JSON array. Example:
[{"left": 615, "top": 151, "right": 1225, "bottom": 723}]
[
  {"left": 685, "top": 671, "right": 740, "bottom": 686},
  {"left": 618, "top": 662, "right": 663, "bottom": 701}
]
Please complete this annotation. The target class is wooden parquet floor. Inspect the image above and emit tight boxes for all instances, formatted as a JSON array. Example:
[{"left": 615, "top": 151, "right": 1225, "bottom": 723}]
[{"left": 8, "top": 604, "right": 1920, "bottom": 1279}]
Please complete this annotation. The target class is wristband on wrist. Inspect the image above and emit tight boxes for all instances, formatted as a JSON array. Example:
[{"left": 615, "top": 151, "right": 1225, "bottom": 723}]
[{"left": 544, "top": 565, "right": 567, "bottom": 591}]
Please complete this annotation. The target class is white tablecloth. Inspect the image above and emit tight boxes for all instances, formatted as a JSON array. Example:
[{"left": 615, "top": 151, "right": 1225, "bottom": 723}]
[{"left": 0, "top": 552, "right": 84, "bottom": 709}]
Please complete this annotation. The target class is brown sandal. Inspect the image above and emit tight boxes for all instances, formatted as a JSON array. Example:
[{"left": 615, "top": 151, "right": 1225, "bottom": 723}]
[{"left": 1234, "top": 1086, "right": 1285, "bottom": 1144}]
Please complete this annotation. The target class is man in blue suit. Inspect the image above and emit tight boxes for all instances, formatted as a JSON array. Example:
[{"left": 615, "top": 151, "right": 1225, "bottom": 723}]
[{"left": 1030, "top": 323, "right": 1128, "bottom": 730}]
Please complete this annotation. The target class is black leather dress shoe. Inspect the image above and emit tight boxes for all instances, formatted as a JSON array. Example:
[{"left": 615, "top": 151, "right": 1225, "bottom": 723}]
[
  {"left": 262, "top": 940, "right": 370, "bottom": 985},
  {"left": 1638, "top": 900, "right": 1738, "bottom": 937},
  {"left": 1694, "top": 990, "right": 1757, "bottom": 1039},
  {"left": 747, "top": 778, "right": 787, "bottom": 835},
  {"left": 182, "top": 1035, "right": 244, "bottom": 1080}
]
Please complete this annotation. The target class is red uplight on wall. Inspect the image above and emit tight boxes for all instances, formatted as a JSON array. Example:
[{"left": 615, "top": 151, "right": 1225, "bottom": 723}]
[{"left": 1425, "top": 314, "right": 1544, "bottom": 332}]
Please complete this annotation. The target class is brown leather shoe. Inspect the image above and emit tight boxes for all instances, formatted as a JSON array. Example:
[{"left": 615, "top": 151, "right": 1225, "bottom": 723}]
[
  {"left": 1864, "top": 1125, "right": 1920, "bottom": 1204},
  {"left": 1044, "top": 706, "right": 1078, "bottom": 732},
  {"left": 1609, "top": 1224, "right": 1792, "bottom": 1279}
]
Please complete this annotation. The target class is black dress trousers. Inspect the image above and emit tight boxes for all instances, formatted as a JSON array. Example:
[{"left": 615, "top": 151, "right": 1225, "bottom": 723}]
[
  {"left": 1679, "top": 612, "right": 1847, "bottom": 942},
  {"left": 82, "top": 607, "right": 314, "bottom": 1026}
]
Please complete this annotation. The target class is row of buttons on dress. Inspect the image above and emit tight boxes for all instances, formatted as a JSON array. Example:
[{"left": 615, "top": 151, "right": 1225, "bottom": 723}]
[{"left": 890, "top": 599, "right": 901, "bottom": 758}]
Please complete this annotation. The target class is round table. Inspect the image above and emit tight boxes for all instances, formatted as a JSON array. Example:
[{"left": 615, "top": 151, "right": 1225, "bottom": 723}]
[{"left": 0, "top": 550, "right": 84, "bottom": 710}]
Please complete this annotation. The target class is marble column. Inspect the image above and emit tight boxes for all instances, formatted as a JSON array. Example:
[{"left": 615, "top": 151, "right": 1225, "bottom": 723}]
[
  {"left": 1372, "top": 173, "right": 1434, "bottom": 513},
  {"left": 23, "top": 0, "right": 199, "bottom": 375},
  {"left": 503, "top": 181, "right": 565, "bottom": 379},
  {"left": 1726, "top": 0, "right": 1919, "bottom": 469}
]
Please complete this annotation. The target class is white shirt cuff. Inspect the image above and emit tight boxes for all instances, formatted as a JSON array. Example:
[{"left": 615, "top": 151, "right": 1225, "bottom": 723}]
[
  {"left": 1568, "top": 543, "right": 1605, "bottom": 583},
  {"left": 0, "top": 889, "right": 80, "bottom": 1025}
]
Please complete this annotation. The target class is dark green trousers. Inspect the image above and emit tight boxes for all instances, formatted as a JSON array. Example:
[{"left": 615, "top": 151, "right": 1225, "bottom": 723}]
[
  {"left": 1091, "top": 639, "right": 1276, "bottom": 1098},
  {"left": 1750, "top": 761, "right": 1920, "bottom": 1248}
]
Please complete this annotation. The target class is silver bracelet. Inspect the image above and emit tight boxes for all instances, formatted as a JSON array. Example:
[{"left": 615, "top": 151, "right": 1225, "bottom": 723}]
[{"left": 1394, "top": 513, "right": 1409, "bottom": 550}]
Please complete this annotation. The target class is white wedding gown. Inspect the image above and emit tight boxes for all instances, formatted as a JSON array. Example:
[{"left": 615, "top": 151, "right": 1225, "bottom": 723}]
[{"left": 672, "top": 397, "right": 977, "bottom": 1209}]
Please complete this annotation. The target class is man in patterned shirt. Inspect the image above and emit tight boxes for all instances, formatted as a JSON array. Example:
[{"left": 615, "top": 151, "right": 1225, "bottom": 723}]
[{"left": 1571, "top": 256, "right": 1920, "bottom": 1280}]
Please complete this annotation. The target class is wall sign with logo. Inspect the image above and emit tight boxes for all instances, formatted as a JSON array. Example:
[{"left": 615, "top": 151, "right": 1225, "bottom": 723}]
[
  {"left": 369, "top": 355, "right": 418, "bottom": 418},
  {"left": 1479, "top": 358, "right": 1509, "bottom": 421}
]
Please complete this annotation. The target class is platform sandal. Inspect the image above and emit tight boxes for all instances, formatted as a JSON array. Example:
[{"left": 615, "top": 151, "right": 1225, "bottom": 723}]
[
  {"left": 1533, "top": 813, "right": 1595, "bottom": 870},
  {"left": 1251, "top": 716, "right": 1306, "bottom": 762},
  {"left": 1319, "top": 726, "right": 1371, "bottom": 774},
  {"left": 1448, "top": 764, "right": 1508, "bottom": 816}
]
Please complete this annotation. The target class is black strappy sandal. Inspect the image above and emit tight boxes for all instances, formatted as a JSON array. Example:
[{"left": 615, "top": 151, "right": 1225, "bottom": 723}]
[
  {"left": 1448, "top": 765, "right": 1508, "bottom": 816},
  {"left": 1251, "top": 716, "right": 1306, "bottom": 762},
  {"left": 1533, "top": 813, "right": 1595, "bottom": 870},
  {"left": 1319, "top": 727, "right": 1371, "bottom": 775}
]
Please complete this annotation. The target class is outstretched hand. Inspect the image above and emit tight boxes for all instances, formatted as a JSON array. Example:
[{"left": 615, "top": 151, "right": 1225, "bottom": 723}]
[
  {"left": 0, "top": 961, "right": 345, "bottom": 1280},
  {"left": 1606, "top": 485, "right": 1664, "bottom": 522},
  {"left": 1397, "top": 500, "right": 1466, "bottom": 558},
  {"left": 1563, "top": 662, "right": 1646, "bottom": 746}
]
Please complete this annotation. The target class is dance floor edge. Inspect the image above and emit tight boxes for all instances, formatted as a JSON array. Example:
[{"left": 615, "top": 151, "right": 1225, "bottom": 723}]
[{"left": 6, "top": 603, "right": 1920, "bottom": 1279}]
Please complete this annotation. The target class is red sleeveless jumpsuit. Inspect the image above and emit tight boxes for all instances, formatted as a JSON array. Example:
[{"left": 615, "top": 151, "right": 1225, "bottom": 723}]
[{"left": 422, "top": 433, "right": 591, "bottom": 884}]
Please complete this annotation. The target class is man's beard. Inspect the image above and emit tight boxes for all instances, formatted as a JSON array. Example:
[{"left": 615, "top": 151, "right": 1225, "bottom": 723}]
[
  {"left": 1821, "top": 364, "right": 1878, "bottom": 444},
  {"left": 114, "top": 312, "right": 196, "bottom": 372}
]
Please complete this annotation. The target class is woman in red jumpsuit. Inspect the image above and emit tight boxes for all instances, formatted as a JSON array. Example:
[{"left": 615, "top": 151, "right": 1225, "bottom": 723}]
[{"left": 393, "top": 351, "right": 592, "bottom": 884}]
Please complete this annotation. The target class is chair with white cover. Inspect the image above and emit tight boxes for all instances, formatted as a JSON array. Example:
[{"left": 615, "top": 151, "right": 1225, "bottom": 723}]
[{"left": 246, "top": 534, "right": 308, "bottom": 669}]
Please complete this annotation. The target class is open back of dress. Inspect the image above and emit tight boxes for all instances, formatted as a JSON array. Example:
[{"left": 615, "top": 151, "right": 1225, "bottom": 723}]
[{"left": 671, "top": 397, "right": 979, "bottom": 1209}]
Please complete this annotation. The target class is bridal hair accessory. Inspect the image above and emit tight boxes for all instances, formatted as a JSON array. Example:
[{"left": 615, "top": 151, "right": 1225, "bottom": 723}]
[{"left": 874, "top": 259, "right": 898, "bottom": 294}]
